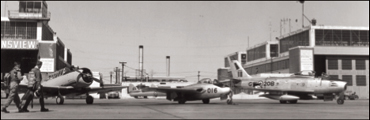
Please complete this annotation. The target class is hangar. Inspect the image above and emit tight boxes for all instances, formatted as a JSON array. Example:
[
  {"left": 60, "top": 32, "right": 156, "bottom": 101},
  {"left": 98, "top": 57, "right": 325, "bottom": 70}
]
[{"left": 222, "top": 25, "right": 369, "bottom": 99}]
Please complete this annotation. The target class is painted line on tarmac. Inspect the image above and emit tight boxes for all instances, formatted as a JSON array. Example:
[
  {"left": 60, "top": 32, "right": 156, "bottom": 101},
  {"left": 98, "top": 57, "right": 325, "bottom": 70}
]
[{"left": 141, "top": 105, "right": 184, "bottom": 119}]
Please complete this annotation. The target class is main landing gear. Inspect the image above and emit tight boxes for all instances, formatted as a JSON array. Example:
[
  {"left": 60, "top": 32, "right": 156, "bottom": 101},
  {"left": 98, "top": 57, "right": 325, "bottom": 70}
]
[
  {"left": 202, "top": 99, "right": 210, "bottom": 104},
  {"left": 279, "top": 100, "right": 298, "bottom": 104},
  {"left": 336, "top": 92, "right": 345, "bottom": 105},
  {"left": 178, "top": 99, "right": 186, "bottom": 104},
  {"left": 86, "top": 95, "right": 94, "bottom": 104},
  {"left": 56, "top": 95, "right": 64, "bottom": 105}
]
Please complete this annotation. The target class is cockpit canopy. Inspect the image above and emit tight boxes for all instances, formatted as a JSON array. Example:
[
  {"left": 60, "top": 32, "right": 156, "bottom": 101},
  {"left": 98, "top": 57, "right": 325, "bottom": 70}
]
[
  {"left": 198, "top": 78, "right": 214, "bottom": 84},
  {"left": 294, "top": 70, "right": 315, "bottom": 76}
]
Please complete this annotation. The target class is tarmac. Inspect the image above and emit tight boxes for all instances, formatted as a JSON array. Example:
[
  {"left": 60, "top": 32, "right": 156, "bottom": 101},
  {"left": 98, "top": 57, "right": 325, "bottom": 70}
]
[{"left": 1, "top": 98, "right": 369, "bottom": 119}]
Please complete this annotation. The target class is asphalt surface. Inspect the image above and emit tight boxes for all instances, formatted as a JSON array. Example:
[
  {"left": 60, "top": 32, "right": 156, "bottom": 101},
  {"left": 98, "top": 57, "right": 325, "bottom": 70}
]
[{"left": 1, "top": 98, "right": 369, "bottom": 119}]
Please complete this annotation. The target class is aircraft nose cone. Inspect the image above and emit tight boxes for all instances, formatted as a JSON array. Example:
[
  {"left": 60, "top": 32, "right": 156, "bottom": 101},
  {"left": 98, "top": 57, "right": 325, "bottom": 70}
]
[
  {"left": 333, "top": 81, "right": 347, "bottom": 91},
  {"left": 225, "top": 87, "right": 231, "bottom": 93}
]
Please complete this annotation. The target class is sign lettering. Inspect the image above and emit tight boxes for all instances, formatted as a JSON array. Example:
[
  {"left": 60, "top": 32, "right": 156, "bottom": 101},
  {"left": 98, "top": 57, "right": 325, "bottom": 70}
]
[{"left": 1, "top": 40, "right": 38, "bottom": 49}]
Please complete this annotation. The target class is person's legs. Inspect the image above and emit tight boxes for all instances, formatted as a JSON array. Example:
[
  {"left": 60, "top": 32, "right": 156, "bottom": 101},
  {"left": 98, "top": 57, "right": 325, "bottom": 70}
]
[
  {"left": 1, "top": 84, "right": 17, "bottom": 113},
  {"left": 21, "top": 91, "right": 33, "bottom": 112},
  {"left": 38, "top": 88, "right": 48, "bottom": 112},
  {"left": 13, "top": 92, "right": 22, "bottom": 110}
]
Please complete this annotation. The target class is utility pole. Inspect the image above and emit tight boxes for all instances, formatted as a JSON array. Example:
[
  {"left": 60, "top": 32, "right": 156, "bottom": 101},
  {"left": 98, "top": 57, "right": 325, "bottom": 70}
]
[
  {"left": 271, "top": 58, "right": 273, "bottom": 73},
  {"left": 110, "top": 71, "right": 113, "bottom": 84},
  {"left": 119, "top": 62, "right": 126, "bottom": 84},
  {"left": 139, "top": 45, "right": 144, "bottom": 83},
  {"left": 289, "top": 18, "right": 291, "bottom": 33},
  {"left": 280, "top": 19, "right": 282, "bottom": 36},
  {"left": 300, "top": 0, "right": 305, "bottom": 28},
  {"left": 198, "top": 71, "right": 200, "bottom": 82},
  {"left": 115, "top": 67, "right": 120, "bottom": 84}
]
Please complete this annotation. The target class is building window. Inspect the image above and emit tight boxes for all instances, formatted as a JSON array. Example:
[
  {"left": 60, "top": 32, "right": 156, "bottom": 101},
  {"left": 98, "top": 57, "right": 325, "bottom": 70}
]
[
  {"left": 42, "top": 23, "right": 54, "bottom": 41},
  {"left": 356, "top": 75, "right": 367, "bottom": 86},
  {"left": 224, "top": 57, "right": 230, "bottom": 68},
  {"left": 1, "top": 22, "right": 5, "bottom": 38},
  {"left": 355, "top": 59, "right": 366, "bottom": 70},
  {"left": 342, "top": 75, "right": 353, "bottom": 86},
  {"left": 342, "top": 59, "right": 352, "bottom": 70},
  {"left": 316, "top": 29, "right": 369, "bottom": 46},
  {"left": 329, "top": 75, "right": 339, "bottom": 80},
  {"left": 279, "top": 30, "right": 309, "bottom": 53},
  {"left": 247, "top": 45, "right": 266, "bottom": 62},
  {"left": 270, "top": 44, "right": 278, "bottom": 57},
  {"left": 328, "top": 59, "right": 338, "bottom": 70},
  {"left": 265, "top": 63, "right": 271, "bottom": 73},
  {"left": 1, "top": 22, "right": 37, "bottom": 39},
  {"left": 26, "top": 22, "right": 37, "bottom": 39}
]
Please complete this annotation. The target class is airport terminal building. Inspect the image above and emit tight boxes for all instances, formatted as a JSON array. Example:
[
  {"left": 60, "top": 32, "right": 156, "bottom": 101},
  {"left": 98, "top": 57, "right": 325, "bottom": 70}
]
[
  {"left": 1, "top": 1, "right": 72, "bottom": 82},
  {"left": 222, "top": 25, "right": 369, "bottom": 99}
]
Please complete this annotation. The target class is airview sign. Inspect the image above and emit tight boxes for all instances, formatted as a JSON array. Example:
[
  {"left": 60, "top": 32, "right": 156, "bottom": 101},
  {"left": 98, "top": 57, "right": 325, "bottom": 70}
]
[{"left": 1, "top": 39, "right": 39, "bottom": 50}]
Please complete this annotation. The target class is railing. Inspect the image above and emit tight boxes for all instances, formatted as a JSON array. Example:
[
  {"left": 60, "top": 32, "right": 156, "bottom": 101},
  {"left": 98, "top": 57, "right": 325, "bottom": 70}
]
[
  {"left": 316, "top": 41, "right": 369, "bottom": 47},
  {"left": 8, "top": 10, "right": 51, "bottom": 20}
]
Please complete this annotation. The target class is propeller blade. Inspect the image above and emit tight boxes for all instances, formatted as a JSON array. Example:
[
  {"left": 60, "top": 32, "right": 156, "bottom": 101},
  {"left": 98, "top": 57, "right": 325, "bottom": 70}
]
[{"left": 91, "top": 77, "right": 104, "bottom": 88}]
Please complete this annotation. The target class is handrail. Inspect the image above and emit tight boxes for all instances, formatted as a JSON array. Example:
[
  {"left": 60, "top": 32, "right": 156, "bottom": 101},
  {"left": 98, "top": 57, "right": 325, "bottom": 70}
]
[{"left": 8, "top": 10, "right": 51, "bottom": 20}]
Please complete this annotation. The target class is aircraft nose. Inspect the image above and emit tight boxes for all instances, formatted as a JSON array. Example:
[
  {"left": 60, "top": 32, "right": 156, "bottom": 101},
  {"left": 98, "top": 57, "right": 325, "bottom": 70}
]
[
  {"left": 224, "top": 87, "right": 232, "bottom": 93},
  {"left": 333, "top": 81, "right": 347, "bottom": 91}
]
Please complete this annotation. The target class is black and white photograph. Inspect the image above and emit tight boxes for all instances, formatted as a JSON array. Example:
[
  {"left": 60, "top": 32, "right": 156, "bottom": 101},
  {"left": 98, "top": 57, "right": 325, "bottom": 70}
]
[{"left": 1, "top": 1, "right": 369, "bottom": 119}]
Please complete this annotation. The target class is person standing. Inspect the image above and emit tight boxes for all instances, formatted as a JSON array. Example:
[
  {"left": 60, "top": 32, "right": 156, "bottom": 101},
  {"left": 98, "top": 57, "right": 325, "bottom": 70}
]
[
  {"left": 1, "top": 62, "right": 24, "bottom": 113},
  {"left": 21, "top": 61, "right": 49, "bottom": 112}
]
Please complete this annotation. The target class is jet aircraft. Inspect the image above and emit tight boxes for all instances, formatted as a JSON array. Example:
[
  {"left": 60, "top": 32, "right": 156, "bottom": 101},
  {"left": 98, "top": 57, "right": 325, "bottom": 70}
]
[
  {"left": 128, "top": 84, "right": 166, "bottom": 99},
  {"left": 222, "top": 58, "right": 347, "bottom": 105},
  {"left": 19, "top": 67, "right": 126, "bottom": 105},
  {"left": 127, "top": 78, "right": 234, "bottom": 104}
]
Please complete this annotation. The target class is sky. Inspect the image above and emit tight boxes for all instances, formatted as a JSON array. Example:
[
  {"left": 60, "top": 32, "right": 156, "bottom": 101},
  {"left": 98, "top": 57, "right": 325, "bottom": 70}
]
[{"left": 1, "top": 1, "right": 369, "bottom": 82}]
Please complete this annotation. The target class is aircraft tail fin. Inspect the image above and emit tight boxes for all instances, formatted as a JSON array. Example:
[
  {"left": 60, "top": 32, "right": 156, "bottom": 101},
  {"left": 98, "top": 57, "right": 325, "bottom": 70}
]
[
  {"left": 228, "top": 58, "right": 252, "bottom": 79},
  {"left": 127, "top": 84, "right": 139, "bottom": 94}
]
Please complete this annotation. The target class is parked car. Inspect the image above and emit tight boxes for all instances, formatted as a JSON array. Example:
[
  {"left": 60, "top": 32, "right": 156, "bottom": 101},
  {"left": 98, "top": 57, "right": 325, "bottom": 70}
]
[
  {"left": 107, "top": 91, "right": 120, "bottom": 99},
  {"left": 344, "top": 91, "right": 359, "bottom": 100}
]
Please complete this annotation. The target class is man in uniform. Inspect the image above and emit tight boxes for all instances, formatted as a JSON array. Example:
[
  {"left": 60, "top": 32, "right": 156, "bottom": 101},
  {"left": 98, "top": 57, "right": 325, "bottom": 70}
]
[
  {"left": 1, "top": 62, "right": 23, "bottom": 113},
  {"left": 21, "top": 61, "right": 49, "bottom": 112}
]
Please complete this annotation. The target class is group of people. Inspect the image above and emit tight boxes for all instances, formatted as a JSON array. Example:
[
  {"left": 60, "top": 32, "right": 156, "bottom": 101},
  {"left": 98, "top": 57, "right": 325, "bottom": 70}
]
[{"left": 1, "top": 61, "right": 49, "bottom": 113}]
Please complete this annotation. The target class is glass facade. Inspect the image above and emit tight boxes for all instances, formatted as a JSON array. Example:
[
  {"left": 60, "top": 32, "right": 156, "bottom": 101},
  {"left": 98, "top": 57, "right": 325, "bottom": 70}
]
[
  {"left": 247, "top": 45, "right": 266, "bottom": 62},
  {"left": 245, "top": 59, "right": 289, "bottom": 75},
  {"left": 355, "top": 59, "right": 366, "bottom": 70},
  {"left": 328, "top": 59, "right": 338, "bottom": 70},
  {"left": 19, "top": 1, "right": 43, "bottom": 13},
  {"left": 1, "top": 21, "right": 37, "bottom": 39},
  {"left": 342, "top": 75, "right": 353, "bottom": 86},
  {"left": 279, "top": 30, "right": 309, "bottom": 53},
  {"left": 356, "top": 75, "right": 367, "bottom": 86},
  {"left": 342, "top": 59, "right": 352, "bottom": 70},
  {"left": 315, "top": 29, "right": 369, "bottom": 46}
]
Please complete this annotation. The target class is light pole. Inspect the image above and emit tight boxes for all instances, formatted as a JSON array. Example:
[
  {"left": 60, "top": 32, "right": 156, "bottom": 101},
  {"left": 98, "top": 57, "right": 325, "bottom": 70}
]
[
  {"left": 299, "top": 0, "right": 305, "bottom": 28},
  {"left": 119, "top": 62, "right": 126, "bottom": 83},
  {"left": 110, "top": 71, "right": 113, "bottom": 84}
]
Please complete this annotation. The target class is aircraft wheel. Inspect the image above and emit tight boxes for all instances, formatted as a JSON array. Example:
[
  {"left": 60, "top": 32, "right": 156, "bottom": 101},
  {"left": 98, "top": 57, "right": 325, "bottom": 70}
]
[
  {"left": 86, "top": 95, "right": 94, "bottom": 104},
  {"left": 337, "top": 99, "right": 344, "bottom": 105},
  {"left": 134, "top": 96, "right": 138, "bottom": 99},
  {"left": 56, "top": 96, "right": 64, "bottom": 105},
  {"left": 202, "top": 99, "right": 210, "bottom": 104},
  {"left": 178, "top": 99, "right": 186, "bottom": 104},
  {"left": 288, "top": 100, "right": 298, "bottom": 104},
  {"left": 227, "top": 99, "right": 233, "bottom": 104},
  {"left": 280, "top": 100, "right": 287, "bottom": 104},
  {"left": 144, "top": 96, "right": 148, "bottom": 99}
]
